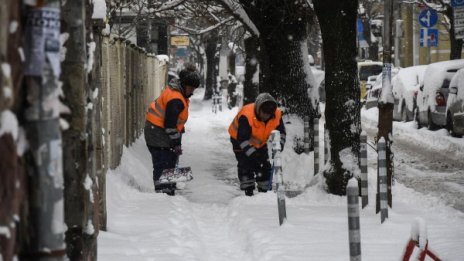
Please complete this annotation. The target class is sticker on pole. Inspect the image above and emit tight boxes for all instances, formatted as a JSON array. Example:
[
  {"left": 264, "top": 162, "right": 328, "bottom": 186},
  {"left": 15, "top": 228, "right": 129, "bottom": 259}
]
[{"left": 24, "top": 7, "right": 61, "bottom": 77}]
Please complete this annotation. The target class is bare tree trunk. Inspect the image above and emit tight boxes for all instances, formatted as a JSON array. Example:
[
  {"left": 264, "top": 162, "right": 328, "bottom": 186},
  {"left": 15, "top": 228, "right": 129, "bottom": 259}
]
[
  {"left": 0, "top": 3, "right": 27, "bottom": 260},
  {"left": 447, "top": 6, "right": 463, "bottom": 60},
  {"left": 61, "top": 0, "right": 97, "bottom": 259},
  {"left": 204, "top": 32, "right": 218, "bottom": 100},
  {"left": 314, "top": 0, "right": 361, "bottom": 195},
  {"left": 243, "top": 36, "right": 259, "bottom": 105}
]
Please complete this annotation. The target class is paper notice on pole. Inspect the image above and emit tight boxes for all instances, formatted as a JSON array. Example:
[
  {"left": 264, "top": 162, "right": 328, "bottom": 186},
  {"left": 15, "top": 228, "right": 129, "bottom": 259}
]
[{"left": 24, "top": 7, "right": 61, "bottom": 77}]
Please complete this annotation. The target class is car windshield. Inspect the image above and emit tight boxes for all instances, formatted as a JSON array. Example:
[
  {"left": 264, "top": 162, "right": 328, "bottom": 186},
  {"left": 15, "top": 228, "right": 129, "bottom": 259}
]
[{"left": 359, "top": 65, "right": 383, "bottom": 81}]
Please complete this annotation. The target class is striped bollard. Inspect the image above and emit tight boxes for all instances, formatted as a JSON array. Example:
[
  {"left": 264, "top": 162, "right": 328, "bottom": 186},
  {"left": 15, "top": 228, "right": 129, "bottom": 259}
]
[
  {"left": 324, "top": 123, "right": 328, "bottom": 165},
  {"left": 272, "top": 130, "right": 287, "bottom": 225},
  {"left": 378, "top": 138, "right": 388, "bottom": 223},
  {"left": 314, "top": 118, "right": 319, "bottom": 175},
  {"left": 304, "top": 116, "right": 310, "bottom": 154},
  {"left": 218, "top": 93, "right": 223, "bottom": 111},
  {"left": 347, "top": 178, "right": 362, "bottom": 261},
  {"left": 360, "top": 131, "right": 368, "bottom": 208},
  {"left": 212, "top": 94, "right": 217, "bottom": 113}
]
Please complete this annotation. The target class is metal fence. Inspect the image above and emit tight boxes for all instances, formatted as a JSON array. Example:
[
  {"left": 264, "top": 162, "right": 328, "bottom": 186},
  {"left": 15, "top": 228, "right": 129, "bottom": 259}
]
[{"left": 100, "top": 36, "right": 166, "bottom": 170}]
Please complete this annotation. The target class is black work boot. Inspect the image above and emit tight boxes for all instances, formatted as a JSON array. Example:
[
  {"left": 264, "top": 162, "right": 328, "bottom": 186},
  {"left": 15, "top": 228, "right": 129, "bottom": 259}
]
[
  {"left": 245, "top": 188, "right": 254, "bottom": 196},
  {"left": 257, "top": 187, "right": 268, "bottom": 193}
]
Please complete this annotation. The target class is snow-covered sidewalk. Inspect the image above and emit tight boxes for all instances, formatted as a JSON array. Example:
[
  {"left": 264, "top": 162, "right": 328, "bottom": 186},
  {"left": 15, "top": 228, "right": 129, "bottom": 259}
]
[{"left": 98, "top": 90, "right": 464, "bottom": 261}]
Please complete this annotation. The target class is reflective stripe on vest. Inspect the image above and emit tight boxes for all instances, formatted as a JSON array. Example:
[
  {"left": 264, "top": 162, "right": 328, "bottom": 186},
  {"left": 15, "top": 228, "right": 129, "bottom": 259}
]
[
  {"left": 228, "top": 103, "right": 282, "bottom": 148},
  {"left": 146, "top": 87, "right": 189, "bottom": 132}
]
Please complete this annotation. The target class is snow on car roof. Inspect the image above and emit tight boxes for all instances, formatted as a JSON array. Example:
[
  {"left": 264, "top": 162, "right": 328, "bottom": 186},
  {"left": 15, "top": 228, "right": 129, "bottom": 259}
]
[{"left": 423, "top": 59, "right": 464, "bottom": 94}]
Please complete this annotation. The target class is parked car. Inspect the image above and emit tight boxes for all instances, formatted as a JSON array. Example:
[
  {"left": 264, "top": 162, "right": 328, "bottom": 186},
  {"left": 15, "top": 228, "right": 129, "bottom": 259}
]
[
  {"left": 416, "top": 59, "right": 464, "bottom": 129},
  {"left": 358, "top": 60, "right": 383, "bottom": 100},
  {"left": 446, "top": 68, "right": 464, "bottom": 137},
  {"left": 364, "top": 67, "right": 400, "bottom": 110},
  {"left": 365, "top": 73, "right": 382, "bottom": 109},
  {"left": 392, "top": 65, "right": 427, "bottom": 121},
  {"left": 365, "top": 75, "right": 378, "bottom": 91}
]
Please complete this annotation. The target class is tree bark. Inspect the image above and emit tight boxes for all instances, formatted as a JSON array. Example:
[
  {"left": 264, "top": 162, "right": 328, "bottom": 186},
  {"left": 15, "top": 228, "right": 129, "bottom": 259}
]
[
  {"left": 314, "top": 0, "right": 361, "bottom": 195},
  {"left": 241, "top": 0, "right": 315, "bottom": 118},
  {"left": 446, "top": 6, "right": 463, "bottom": 60},
  {"left": 204, "top": 31, "right": 218, "bottom": 100},
  {"left": 61, "top": 0, "right": 97, "bottom": 259},
  {"left": 243, "top": 36, "right": 259, "bottom": 105}
]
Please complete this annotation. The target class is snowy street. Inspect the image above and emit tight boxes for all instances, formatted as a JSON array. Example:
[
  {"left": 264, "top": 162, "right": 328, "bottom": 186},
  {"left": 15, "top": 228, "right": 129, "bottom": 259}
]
[{"left": 98, "top": 90, "right": 464, "bottom": 261}]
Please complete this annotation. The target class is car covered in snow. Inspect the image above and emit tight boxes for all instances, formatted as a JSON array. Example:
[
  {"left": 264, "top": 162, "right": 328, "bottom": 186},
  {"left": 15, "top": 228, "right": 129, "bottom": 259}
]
[
  {"left": 358, "top": 60, "right": 383, "bottom": 100},
  {"left": 416, "top": 59, "right": 464, "bottom": 129},
  {"left": 392, "top": 65, "right": 427, "bottom": 121},
  {"left": 446, "top": 68, "right": 464, "bottom": 137},
  {"left": 364, "top": 73, "right": 382, "bottom": 109},
  {"left": 364, "top": 67, "right": 400, "bottom": 110}
]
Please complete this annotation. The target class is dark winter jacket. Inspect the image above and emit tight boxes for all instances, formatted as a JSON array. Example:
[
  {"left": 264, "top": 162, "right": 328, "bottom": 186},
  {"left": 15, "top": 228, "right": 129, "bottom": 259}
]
[{"left": 144, "top": 79, "right": 186, "bottom": 148}]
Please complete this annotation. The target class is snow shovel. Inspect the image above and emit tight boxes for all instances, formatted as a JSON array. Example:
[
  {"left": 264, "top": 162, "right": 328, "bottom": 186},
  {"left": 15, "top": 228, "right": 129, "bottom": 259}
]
[{"left": 158, "top": 156, "right": 193, "bottom": 185}]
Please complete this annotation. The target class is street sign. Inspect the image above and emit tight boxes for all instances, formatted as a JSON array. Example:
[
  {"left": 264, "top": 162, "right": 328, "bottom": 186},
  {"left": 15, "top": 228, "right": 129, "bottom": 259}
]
[
  {"left": 454, "top": 7, "right": 464, "bottom": 39},
  {"left": 451, "top": 0, "right": 464, "bottom": 7},
  {"left": 420, "top": 28, "right": 439, "bottom": 47},
  {"left": 418, "top": 8, "right": 438, "bottom": 28}
]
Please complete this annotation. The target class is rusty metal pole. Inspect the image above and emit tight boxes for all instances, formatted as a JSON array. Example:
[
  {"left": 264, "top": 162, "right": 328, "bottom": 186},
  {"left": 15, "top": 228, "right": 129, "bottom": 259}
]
[{"left": 376, "top": 0, "right": 394, "bottom": 212}]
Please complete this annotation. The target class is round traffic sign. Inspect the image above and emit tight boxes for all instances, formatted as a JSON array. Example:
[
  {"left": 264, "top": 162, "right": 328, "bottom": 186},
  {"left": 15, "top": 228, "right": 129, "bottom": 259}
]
[{"left": 418, "top": 8, "right": 438, "bottom": 28}]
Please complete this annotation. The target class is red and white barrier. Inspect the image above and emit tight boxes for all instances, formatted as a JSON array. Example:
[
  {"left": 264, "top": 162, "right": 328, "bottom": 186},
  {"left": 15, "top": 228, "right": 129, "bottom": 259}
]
[{"left": 402, "top": 217, "right": 441, "bottom": 261}]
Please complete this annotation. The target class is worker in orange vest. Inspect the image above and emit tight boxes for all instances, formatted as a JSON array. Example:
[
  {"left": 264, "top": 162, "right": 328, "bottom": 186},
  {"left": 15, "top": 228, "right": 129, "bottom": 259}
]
[
  {"left": 144, "top": 64, "right": 200, "bottom": 194},
  {"left": 229, "top": 93, "right": 286, "bottom": 196}
]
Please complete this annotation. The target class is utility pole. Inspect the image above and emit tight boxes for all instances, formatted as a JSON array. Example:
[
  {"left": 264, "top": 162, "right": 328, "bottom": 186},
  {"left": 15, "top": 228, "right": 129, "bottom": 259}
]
[
  {"left": 377, "top": 0, "right": 394, "bottom": 212},
  {"left": 23, "top": 0, "right": 66, "bottom": 259}
]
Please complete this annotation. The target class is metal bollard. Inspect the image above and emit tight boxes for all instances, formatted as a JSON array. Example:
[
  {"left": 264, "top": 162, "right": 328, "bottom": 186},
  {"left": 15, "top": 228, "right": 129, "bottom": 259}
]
[
  {"left": 304, "top": 116, "right": 310, "bottom": 154},
  {"left": 360, "top": 131, "right": 368, "bottom": 208},
  {"left": 378, "top": 138, "right": 388, "bottom": 223},
  {"left": 314, "top": 118, "right": 319, "bottom": 175},
  {"left": 324, "top": 123, "right": 328, "bottom": 165},
  {"left": 271, "top": 130, "right": 287, "bottom": 226},
  {"left": 347, "top": 178, "right": 362, "bottom": 261}
]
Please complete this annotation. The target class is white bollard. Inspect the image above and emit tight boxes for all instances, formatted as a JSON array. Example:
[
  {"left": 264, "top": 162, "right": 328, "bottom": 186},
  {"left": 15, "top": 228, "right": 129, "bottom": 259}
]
[
  {"left": 347, "top": 178, "right": 362, "bottom": 261},
  {"left": 314, "top": 118, "right": 319, "bottom": 175},
  {"left": 378, "top": 138, "right": 388, "bottom": 223},
  {"left": 360, "top": 131, "right": 368, "bottom": 208},
  {"left": 271, "top": 130, "right": 286, "bottom": 226}
]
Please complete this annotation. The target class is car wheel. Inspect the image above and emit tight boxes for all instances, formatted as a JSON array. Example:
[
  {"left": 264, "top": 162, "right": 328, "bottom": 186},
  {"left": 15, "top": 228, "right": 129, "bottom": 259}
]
[
  {"left": 447, "top": 112, "right": 463, "bottom": 138},
  {"left": 427, "top": 109, "right": 437, "bottom": 130},
  {"left": 401, "top": 105, "right": 408, "bottom": 122}
]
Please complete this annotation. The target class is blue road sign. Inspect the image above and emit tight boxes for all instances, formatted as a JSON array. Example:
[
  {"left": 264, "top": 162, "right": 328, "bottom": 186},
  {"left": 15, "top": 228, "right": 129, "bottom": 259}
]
[
  {"left": 419, "top": 8, "right": 438, "bottom": 28},
  {"left": 420, "top": 28, "right": 439, "bottom": 47},
  {"left": 451, "top": 0, "right": 464, "bottom": 7}
]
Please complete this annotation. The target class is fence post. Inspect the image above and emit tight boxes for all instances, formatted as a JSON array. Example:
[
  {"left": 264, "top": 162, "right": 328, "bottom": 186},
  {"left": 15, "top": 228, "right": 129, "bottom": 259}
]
[
  {"left": 347, "top": 178, "right": 362, "bottom": 261},
  {"left": 360, "top": 131, "right": 368, "bottom": 208},
  {"left": 314, "top": 118, "right": 319, "bottom": 175},
  {"left": 304, "top": 116, "right": 310, "bottom": 154},
  {"left": 271, "top": 130, "right": 287, "bottom": 225},
  {"left": 378, "top": 138, "right": 388, "bottom": 223}
]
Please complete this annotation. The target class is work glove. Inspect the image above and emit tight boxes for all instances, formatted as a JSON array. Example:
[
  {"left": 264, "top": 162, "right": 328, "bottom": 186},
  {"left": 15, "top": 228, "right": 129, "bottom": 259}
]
[{"left": 171, "top": 145, "right": 183, "bottom": 156}]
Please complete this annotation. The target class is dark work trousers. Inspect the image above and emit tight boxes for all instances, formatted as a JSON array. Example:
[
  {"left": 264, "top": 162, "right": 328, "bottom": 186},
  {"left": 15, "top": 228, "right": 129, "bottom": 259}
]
[
  {"left": 147, "top": 146, "right": 177, "bottom": 188},
  {"left": 233, "top": 147, "right": 272, "bottom": 191}
]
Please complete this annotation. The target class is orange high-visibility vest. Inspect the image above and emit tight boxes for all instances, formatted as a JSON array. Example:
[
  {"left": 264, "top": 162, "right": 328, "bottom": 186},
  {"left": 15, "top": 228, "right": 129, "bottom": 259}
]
[
  {"left": 228, "top": 104, "right": 282, "bottom": 148},
  {"left": 146, "top": 87, "right": 189, "bottom": 132}
]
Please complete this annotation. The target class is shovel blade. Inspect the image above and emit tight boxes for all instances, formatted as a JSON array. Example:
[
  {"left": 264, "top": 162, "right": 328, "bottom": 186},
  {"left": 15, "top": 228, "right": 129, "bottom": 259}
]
[{"left": 159, "top": 166, "right": 193, "bottom": 184}]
